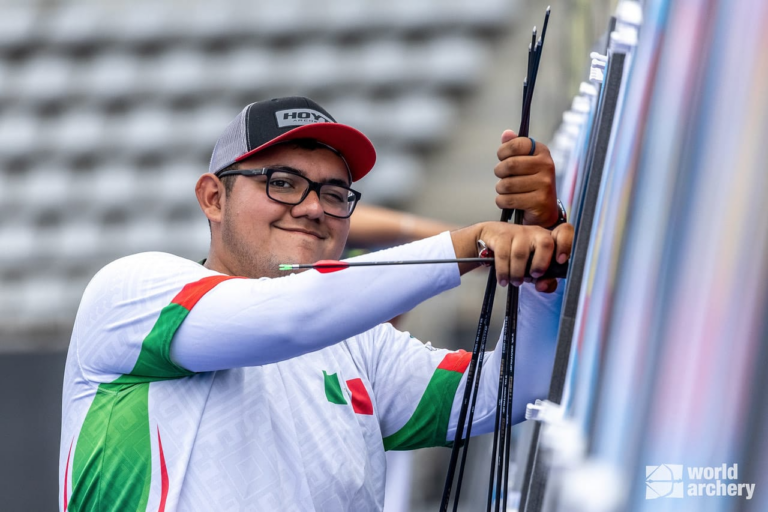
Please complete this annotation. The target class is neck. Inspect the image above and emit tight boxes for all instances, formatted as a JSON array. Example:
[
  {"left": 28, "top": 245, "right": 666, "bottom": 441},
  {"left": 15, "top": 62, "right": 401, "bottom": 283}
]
[{"left": 203, "top": 246, "right": 238, "bottom": 277}]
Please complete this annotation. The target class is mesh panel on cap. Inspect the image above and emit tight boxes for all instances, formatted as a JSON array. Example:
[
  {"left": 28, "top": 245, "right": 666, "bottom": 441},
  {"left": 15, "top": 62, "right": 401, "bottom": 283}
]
[{"left": 208, "top": 104, "right": 251, "bottom": 174}]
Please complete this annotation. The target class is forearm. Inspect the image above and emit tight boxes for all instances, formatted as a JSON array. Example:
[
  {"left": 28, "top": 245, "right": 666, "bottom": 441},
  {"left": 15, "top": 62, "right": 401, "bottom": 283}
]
[
  {"left": 349, "top": 204, "right": 458, "bottom": 247},
  {"left": 172, "top": 232, "right": 461, "bottom": 372}
]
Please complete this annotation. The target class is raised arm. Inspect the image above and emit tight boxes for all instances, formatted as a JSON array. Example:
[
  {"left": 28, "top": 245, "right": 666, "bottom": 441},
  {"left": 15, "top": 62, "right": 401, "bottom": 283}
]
[{"left": 74, "top": 220, "right": 570, "bottom": 382}]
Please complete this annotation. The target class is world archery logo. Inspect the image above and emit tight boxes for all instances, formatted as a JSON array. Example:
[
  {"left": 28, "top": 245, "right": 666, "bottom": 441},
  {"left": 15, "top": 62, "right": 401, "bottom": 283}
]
[{"left": 646, "top": 464, "right": 684, "bottom": 499}]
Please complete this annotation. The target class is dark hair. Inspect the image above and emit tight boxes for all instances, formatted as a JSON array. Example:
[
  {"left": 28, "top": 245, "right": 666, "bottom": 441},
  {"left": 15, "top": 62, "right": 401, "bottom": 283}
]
[{"left": 218, "top": 168, "right": 237, "bottom": 196}]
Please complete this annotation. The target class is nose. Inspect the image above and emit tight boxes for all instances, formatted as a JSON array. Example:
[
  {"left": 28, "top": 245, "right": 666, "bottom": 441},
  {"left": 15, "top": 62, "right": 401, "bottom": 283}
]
[{"left": 291, "top": 189, "right": 325, "bottom": 220}]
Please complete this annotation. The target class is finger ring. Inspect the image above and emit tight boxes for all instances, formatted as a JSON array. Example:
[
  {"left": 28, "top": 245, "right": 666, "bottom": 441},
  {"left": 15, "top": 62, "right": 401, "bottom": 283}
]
[
  {"left": 477, "top": 239, "right": 493, "bottom": 265},
  {"left": 528, "top": 137, "right": 536, "bottom": 156}
]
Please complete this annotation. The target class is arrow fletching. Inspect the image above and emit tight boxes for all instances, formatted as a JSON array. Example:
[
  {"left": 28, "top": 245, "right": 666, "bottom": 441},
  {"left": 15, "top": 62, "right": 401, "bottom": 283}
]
[{"left": 311, "top": 260, "right": 350, "bottom": 273}]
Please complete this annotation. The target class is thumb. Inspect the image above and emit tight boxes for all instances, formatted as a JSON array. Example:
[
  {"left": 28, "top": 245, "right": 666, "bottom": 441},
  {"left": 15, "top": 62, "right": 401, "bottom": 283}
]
[
  {"left": 553, "top": 223, "right": 574, "bottom": 264},
  {"left": 501, "top": 129, "right": 518, "bottom": 144}
]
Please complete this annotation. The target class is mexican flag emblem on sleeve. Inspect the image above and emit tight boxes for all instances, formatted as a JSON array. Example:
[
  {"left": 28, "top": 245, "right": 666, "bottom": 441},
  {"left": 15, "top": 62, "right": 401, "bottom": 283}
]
[{"left": 323, "top": 371, "right": 373, "bottom": 415}]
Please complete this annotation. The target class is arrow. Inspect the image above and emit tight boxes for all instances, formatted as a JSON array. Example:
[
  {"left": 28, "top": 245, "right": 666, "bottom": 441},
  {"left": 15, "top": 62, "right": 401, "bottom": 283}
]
[
  {"left": 279, "top": 258, "right": 493, "bottom": 273},
  {"left": 279, "top": 256, "right": 569, "bottom": 278}
]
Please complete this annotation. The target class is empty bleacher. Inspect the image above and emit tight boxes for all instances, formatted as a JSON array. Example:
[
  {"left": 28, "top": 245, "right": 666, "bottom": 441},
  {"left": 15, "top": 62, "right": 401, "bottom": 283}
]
[{"left": 0, "top": 0, "right": 516, "bottom": 343}]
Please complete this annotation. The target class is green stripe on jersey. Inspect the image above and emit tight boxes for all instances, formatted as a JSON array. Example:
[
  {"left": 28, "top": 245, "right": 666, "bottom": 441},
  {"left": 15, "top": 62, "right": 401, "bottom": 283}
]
[
  {"left": 323, "top": 371, "right": 348, "bottom": 405},
  {"left": 69, "top": 383, "right": 151, "bottom": 511},
  {"left": 115, "top": 303, "right": 195, "bottom": 384},
  {"left": 382, "top": 367, "right": 464, "bottom": 451},
  {"left": 382, "top": 351, "right": 471, "bottom": 451},
  {"left": 68, "top": 275, "right": 236, "bottom": 509},
  {"left": 116, "top": 274, "right": 238, "bottom": 384}
]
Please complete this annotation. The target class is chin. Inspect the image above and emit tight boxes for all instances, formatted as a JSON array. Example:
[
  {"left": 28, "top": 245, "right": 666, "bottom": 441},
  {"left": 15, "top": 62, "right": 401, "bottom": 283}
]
[{"left": 291, "top": 244, "right": 337, "bottom": 264}]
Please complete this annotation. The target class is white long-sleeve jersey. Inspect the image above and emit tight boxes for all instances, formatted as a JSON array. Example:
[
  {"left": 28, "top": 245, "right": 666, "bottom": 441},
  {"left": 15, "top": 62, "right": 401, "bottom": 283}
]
[{"left": 59, "top": 232, "right": 562, "bottom": 511}]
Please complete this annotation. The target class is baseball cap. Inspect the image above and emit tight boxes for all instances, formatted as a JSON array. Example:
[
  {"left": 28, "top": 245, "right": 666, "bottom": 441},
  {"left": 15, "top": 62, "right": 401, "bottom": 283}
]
[{"left": 209, "top": 97, "right": 376, "bottom": 182}]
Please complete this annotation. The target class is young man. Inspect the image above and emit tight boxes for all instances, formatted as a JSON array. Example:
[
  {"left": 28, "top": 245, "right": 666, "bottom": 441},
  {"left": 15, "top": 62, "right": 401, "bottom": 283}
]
[{"left": 60, "top": 97, "right": 572, "bottom": 511}]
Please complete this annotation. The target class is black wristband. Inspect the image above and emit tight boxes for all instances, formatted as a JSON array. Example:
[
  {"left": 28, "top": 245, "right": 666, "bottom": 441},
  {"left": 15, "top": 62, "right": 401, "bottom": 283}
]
[{"left": 545, "top": 199, "right": 567, "bottom": 230}]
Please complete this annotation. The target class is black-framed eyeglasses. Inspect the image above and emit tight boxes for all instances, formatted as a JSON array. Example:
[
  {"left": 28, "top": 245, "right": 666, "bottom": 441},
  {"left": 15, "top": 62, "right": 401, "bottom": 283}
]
[{"left": 218, "top": 166, "right": 362, "bottom": 219}]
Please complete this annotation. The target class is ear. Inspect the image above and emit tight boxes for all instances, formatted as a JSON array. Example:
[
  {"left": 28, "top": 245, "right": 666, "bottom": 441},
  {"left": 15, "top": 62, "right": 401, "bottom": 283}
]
[{"left": 196, "top": 173, "right": 227, "bottom": 225}]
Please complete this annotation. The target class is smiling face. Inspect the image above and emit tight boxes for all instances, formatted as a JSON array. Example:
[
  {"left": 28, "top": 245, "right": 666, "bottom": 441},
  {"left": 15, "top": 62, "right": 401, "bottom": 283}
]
[{"left": 199, "top": 142, "right": 352, "bottom": 279}]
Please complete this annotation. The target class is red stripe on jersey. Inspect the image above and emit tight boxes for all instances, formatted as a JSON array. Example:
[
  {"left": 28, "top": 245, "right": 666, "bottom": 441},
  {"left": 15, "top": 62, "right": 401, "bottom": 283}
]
[
  {"left": 172, "top": 275, "right": 241, "bottom": 310},
  {"left": 436, "top": 350, "right": 471, "bottom": 373},
  {"left": 346, "top": 378, "right": 374, "bottom": 415},
  {"left": 64, "top": 438, "right": 73, "bottom": 511},
  {"left": 157, "top": 427, "right": 169, "bottom": 512}
]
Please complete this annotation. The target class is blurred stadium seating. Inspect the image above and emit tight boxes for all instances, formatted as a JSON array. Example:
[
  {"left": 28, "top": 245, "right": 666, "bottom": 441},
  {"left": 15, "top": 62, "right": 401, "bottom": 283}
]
[{"left": 0, "top": 0, "right": 513, "bottom": 344}]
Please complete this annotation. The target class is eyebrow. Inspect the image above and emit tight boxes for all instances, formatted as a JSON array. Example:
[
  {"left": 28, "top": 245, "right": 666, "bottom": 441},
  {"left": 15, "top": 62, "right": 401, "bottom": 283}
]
[{"left": 270, "top": 165, "right": 351, "bottom": 187}]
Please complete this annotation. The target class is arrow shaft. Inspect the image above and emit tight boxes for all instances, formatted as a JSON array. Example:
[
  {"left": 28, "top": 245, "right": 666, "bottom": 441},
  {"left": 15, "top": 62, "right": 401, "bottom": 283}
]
[
  {"left": 281, "top": 257, "right": 568, "bottom": 279},
  {"left": 282, "top": 258, "right": 493, "bottom": 270}
]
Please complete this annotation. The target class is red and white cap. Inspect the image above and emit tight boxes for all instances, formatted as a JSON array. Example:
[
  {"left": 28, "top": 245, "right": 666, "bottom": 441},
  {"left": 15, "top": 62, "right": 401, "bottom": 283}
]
[{"left": 209, "top": 97, "right": 376, "bottom": 182}]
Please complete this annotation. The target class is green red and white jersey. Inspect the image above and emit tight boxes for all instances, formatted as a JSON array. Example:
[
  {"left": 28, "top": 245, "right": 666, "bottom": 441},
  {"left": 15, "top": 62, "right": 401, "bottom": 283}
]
[{"left": 59, "top": 232, "right": 563, "bottom": 511}]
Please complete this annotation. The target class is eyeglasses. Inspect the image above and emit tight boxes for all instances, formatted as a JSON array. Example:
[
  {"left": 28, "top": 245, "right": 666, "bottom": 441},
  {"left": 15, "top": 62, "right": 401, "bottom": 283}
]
[{"left": 217, "top": 166, "right": 362, "bottom": 219}]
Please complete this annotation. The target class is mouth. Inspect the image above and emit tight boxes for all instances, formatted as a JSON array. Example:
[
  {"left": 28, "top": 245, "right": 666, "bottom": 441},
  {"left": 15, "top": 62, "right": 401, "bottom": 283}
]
[{"left": 275, "top": 226, "right": 327, "bottom": 240}]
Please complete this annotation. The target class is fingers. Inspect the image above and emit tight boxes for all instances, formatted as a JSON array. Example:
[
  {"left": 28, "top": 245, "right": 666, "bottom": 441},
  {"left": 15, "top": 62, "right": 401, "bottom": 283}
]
[
  {"left": 497, "top": 136, "right": 540, "bottom": 161},
  {"left": 493, "top": 155, "right": 542, "bottom": 178},
  {"left": 534, "top": 278, "right": 559, "bottom": 293},
  {"left": 495, "top": 190, "right": 548, "bottom": 211},
  {"left": 495, "top": 191, "right": 554, "bottom": 225},
  {"left": 552, "top": 223, "right": 574, "bottom": 264},
  {"left": 495, "top": 189, "right": 558, "bottom": 228},
  {"left": 476, "top": 221, "right": 573, "bottom": 291},
  {"left": 494, "top": 142, "right": 557, "bottom": 226},
  {"left": 501, "top": 129, "right": 518, "bottom": 144},
  {"left": 506, "top": 235, "right": 531, "bottom": 287},
  {"left": 481, "top": 223, "right": 556, "bottom": 288},
  {"left": 491, "top": 232, "right": 512, "bottom": 287},
  {"left": 495, "top": 174, "right": 552, "bottom": 195},
  {"left": 528, "top": 232, "right": 555, "bottom": 280}
]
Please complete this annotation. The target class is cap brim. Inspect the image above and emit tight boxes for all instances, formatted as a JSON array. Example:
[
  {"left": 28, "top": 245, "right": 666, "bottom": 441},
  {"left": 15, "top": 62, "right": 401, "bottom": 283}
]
[{"left": 233, "top": 123, "right": 376, "bottom": 182}]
